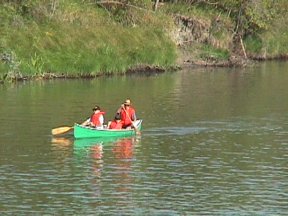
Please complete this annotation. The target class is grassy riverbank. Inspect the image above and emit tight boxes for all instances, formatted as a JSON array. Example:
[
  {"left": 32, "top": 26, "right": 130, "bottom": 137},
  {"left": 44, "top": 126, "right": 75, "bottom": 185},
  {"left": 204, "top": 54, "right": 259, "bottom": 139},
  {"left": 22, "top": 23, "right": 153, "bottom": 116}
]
[
  {"left": 160, "top": 1, "right": 288, "bottom": 64},
  {"left": 1, "top": 1, "right": 288, "bottom": 82},
  {"left": 0, "top": 1, "right": 176, "bottom": 81}
]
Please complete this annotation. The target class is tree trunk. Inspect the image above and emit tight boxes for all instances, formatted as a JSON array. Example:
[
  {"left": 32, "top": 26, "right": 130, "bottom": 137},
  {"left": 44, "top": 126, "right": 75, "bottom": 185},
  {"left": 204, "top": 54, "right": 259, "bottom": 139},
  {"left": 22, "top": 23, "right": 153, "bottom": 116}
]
[{"left": 154, "top": 0, "right": 160, "bottom": 11}]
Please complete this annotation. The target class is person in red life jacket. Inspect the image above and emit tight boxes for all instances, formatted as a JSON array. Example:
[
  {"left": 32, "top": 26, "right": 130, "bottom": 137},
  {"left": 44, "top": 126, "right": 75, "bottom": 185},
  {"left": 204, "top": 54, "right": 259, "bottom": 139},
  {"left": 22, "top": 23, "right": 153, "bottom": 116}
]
[
  {"left": 82, "top": 105, "right": 105, "bottom": 128},
  {"left": 108, "top": 113, "right": 123, "bottom": 129},
  {"left": 116, "top": 99, "right": 136, "bottom": 129}
]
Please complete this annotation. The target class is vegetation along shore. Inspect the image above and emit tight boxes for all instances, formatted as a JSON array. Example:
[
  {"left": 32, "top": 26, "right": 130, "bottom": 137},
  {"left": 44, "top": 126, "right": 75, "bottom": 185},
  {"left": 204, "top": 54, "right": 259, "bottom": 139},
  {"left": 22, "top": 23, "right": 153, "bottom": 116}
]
[{"left": 1, "top": 0, "right": 288, "bottom": 82}]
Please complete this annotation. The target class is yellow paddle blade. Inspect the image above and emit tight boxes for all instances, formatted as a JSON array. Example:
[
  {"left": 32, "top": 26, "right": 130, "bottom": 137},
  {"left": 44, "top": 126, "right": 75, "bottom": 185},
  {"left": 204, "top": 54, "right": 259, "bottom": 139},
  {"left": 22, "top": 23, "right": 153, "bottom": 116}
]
[{"left": 51, "top": 126, "right": 73, "bottom": 135}]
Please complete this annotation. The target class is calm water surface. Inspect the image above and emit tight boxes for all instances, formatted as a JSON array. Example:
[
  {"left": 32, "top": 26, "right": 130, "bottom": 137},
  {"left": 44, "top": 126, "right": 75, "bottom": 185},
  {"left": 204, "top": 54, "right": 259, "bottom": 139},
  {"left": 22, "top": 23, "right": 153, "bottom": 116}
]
[{"left": 0, "top": 62, "right": 287, "bottom": 215}]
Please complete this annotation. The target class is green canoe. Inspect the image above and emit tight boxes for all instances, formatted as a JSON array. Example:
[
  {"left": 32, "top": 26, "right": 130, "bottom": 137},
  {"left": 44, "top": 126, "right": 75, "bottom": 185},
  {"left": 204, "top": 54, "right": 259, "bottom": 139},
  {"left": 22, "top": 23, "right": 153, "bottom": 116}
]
[{"left": 74, "top": 119, "right": 142, "bottom": 139}]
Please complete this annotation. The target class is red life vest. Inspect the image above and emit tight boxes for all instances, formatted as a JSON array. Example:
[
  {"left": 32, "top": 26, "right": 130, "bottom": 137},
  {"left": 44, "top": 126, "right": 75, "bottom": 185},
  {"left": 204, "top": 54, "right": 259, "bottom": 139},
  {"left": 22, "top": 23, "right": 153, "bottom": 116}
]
[
  {"left": 90, "top": 111, "right": 105, "bottom": 127},
  {"left": 120, "top": 107, "right": 136, "bottom": 128},
  {"left": 109, "top": 120, "right": 123, "bottom": 129}
]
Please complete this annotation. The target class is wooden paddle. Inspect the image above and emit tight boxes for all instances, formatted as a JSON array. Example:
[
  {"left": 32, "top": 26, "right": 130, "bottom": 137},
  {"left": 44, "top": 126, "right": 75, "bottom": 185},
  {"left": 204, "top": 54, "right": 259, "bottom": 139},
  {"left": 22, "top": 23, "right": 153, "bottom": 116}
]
[
  {"left": 51, "top": 117, "right": 90, "bottom": 136},
  {"left": 51, "top": 126, "right": 73, "bottom": 136},
  {"left": 122, "top": 106, "right": 141, "bottom": 135}
]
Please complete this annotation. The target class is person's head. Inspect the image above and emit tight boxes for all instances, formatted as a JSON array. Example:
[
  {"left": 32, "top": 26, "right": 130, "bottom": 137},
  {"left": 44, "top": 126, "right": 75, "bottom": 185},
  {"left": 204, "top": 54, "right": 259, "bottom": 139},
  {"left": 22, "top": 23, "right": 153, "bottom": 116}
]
[
  {"left": 115, "top": 113, "right": 121, "bottom": 121},
  {"left": 92, "top": 105, "right": 100, "bottom": 112},
  {"left": 124, "top": 99, "right": 131, "bottom": 107}
]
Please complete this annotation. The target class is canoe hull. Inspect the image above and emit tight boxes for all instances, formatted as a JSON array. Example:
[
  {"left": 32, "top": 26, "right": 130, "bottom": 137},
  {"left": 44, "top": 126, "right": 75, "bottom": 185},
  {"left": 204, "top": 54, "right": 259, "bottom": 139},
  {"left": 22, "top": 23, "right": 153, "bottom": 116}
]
[{"left": 74, "top": 120, "right": 142, "bottom": 139}]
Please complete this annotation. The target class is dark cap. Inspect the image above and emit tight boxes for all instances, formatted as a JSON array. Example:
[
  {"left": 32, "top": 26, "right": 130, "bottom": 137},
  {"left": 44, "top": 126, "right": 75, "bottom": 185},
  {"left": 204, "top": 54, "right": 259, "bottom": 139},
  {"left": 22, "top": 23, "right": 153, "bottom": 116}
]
[{"left": 92, "top": 105, "right": 100, "bottom": 111}]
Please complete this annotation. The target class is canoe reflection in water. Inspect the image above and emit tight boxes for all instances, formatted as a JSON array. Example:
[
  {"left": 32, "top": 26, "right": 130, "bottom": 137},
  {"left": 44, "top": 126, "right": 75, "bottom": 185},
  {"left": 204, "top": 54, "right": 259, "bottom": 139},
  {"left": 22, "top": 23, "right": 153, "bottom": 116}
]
[
  {"left": 52, "top": 136, "right": 140, "bottom": 170},
  {"left": 51, "top": 137, "right": 74, "bottom": 162},
  {"left": 73, "top": 137, "right": 112, "bottom": 178},
  {"left": 51, "top": 136, "right": 140, "bottom": 198},
  {"left": 111, "top": 137, "right": 141, "bottom": 195},
  {"left": 73, "top": 136, "right": 140, "bottom": 175},
  {"left": 89, "top": 144, "right": 103, "bottom": 178},
  {"left": 112, "top": 137, "right": 136, "bottom": 159}
]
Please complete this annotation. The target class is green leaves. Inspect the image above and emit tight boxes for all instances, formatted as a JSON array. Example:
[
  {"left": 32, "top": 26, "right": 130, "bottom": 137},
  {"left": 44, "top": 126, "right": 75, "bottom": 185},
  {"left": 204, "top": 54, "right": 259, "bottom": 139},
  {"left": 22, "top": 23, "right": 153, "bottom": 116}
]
[{"left": 27, "top": 52, "right": 44, "bottom": 75}]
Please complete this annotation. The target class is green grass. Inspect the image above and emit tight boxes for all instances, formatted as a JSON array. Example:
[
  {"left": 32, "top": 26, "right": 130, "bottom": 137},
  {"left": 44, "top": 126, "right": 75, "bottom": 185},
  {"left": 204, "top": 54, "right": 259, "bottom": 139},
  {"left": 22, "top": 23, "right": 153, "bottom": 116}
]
[
  {"left": 199, "top": 44, "right": 230, "bottom": 61},
  {"left": 244, "top": 34, "right": 263, "bottom": 54},
  {"left": 244, "top": 15, "right": 288, "bottom": 58},
  {"left": 0, "top": 1, "right": 176, "bottom": 81},
  {"left": 262, "top": 16, "right": 288, "bottom": 57},
  {"left": 1, "top": 0, "right": 288, "bottom": 82}
]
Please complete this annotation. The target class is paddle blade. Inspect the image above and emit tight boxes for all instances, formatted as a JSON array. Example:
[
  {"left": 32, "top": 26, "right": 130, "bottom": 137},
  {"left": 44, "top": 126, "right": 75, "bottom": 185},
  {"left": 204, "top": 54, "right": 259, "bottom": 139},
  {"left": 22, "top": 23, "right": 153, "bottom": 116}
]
[
  {"left": 51, "top": 126, "right": 73, "bottom": 135},
  {"left": 132, "top": 122, "right": 141, "bottom": 135}
]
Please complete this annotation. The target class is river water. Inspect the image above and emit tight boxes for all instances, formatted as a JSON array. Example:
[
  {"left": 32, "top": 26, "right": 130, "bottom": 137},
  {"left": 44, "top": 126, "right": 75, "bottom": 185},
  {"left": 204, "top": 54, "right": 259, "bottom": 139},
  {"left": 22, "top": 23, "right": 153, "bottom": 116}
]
[{"left": 0, "top": 62, "right": 287, "bottom": 215}]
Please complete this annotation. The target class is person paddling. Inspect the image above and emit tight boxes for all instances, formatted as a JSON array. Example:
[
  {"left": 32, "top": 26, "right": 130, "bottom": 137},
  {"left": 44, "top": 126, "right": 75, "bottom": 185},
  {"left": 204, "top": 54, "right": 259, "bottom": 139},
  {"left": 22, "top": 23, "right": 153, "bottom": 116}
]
[
  {"left": 116, "top": 99, "right": 136, "bottom": 129},
  {"left": 82, "top": 105, "right": 105, "bottom": 128}
]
